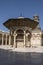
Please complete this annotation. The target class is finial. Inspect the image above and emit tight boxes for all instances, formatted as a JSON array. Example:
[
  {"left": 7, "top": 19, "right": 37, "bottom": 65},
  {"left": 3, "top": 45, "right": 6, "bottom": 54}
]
[
  {"left": 33, "top": 14, "right": 39, "bottom": 22},
  {"left": 20, "top": 13, "right": 23, "bottom": 17},
  {"left": 18, "top": 12, "right": 24, "bottom": 19}
]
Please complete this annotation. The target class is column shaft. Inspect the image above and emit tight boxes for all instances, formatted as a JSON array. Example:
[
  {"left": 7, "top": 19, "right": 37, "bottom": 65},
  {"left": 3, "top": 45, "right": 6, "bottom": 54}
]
[
  {"left": 24, "top": 31, "right": 26, "bottom": 48},
  {"left": 2, "top": 34, "right": 4, "bottom": 45},
  {"left": 14, "top": 32, "right": 16, "bottom": 48},
  {"left": 6, "top": 34, "right": 7, "bottom": 45},
  {"left": 9, "top": 35, "right": 11, "bottom": 45}
]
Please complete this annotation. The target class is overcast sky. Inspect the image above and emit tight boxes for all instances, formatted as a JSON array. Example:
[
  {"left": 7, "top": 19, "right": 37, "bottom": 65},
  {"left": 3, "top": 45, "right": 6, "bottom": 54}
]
[{"left": 0, "top": 0, "right": 43, "bottom": 31}]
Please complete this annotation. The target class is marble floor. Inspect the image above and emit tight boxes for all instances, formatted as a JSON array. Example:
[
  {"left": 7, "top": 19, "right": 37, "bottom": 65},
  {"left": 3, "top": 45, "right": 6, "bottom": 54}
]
[{"left": 0, "top": 49, "right": 43, "bottom": 65}]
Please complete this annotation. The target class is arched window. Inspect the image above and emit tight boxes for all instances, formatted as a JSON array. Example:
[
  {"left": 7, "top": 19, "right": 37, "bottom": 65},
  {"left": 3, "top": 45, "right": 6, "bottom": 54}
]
[{"left": 16, "top": 29, "right": 24, "bottom": 34}]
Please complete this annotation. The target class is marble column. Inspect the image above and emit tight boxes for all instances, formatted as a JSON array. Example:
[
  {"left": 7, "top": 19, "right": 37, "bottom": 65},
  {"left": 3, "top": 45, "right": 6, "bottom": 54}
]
[
  {"left": 6, "top": 34, "right": 7, "bottom": 45},
  {"left": 2, "top": 34, "right": 4, "bottom": 45},
  {"left": 9, "top": 35, "right": 11, "bottom": 45},
  {"left": 14, "top": 32, "right": 16, "bottom": 48},
  {"left": 24, "top": 31, "right": 26, "bottom": 48}
]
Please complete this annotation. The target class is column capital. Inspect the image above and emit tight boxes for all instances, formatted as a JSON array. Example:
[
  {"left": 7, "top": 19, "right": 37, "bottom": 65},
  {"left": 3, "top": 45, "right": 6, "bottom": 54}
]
[
  {"left": 24, "top": 31, "right": 26, "bottom": 34},
  {"left": 14, "top": 31, "right": 16, "bottom": 34}
]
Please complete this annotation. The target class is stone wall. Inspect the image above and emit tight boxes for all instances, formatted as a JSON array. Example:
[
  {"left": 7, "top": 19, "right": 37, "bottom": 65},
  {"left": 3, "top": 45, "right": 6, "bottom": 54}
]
[
  {"left": 17, "top": 42, "right": 24, "bottom": 48},
  {"left": 31, "top": 32, "right": 42, "bottom": 47}
]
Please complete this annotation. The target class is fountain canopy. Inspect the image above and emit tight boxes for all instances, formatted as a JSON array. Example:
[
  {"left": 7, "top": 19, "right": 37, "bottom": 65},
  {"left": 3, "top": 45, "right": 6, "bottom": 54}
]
[{"left": 3, "top": 17, "right": 39, "bottom": 30}]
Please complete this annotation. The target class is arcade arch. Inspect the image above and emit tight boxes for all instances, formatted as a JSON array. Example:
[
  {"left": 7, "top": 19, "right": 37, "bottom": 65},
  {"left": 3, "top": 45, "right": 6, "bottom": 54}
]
[
  {"left": 16, "top": 29, "right": 24, "bottom": 48},
  {"left": 14, "top": 29, "right": 31, "bottom": 48}
]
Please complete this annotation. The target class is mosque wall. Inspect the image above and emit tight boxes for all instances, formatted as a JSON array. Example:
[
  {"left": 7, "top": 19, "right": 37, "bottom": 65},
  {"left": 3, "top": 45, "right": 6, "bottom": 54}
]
[
  {"left": 0, "top": 30, "right": 42, "bottom": 48},
  {"left": 31, "top": 32, "right": 42, "bottom": 47}
]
